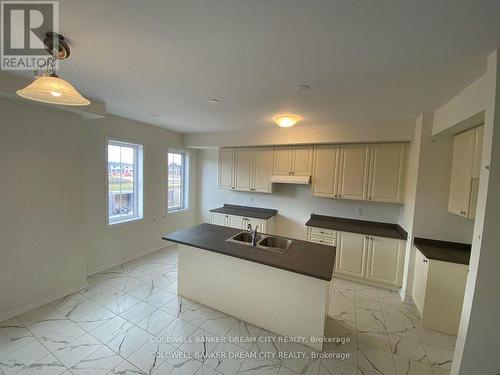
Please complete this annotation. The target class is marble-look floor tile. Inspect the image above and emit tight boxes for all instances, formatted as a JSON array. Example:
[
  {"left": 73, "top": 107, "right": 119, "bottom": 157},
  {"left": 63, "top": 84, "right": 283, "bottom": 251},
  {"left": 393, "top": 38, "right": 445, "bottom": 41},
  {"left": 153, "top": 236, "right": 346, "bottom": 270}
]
[
  {"left": 225, "top": 320, "right": 261, "bottom": 351},
  {"left": 53, "top": 296, "right": 102, "bottom": 321},
  {"left": 38, "top": 322, "right": 87, "bottom": 352},
  {"left": 416, "top": 330, "right": 455, "bottom": 351},
  {"left": 152, "top": 350, "right": 201, "bottom": 375},
  {"left": 90, "top": 316, "right": 134, "bottom": 346},
  {"left": 143, "top": 290, "right": 177, "bottom": 309},
  {"left": 178, "top": 329, "right": 218, "bottom": 362},
  {"left": 328, "top": 301, "right": 356, "bottom": 324},
  {"left": 389, "top": 336, "right": 427, "bottom": 363},
  {"left": 325, "top": 318, "right": 356, "bottom": 341},
  {"left": 318, "top": 358, "right": 357, "bottom": 375},
  {"left": 0, "top": 325, "right": 35, "bottom": 357},
  {"left": 250, "top": 331, "right": 290, "bottom": 365},
  {"left": 51, "top": 333, "right": 103, "bottom": 368},
  {"left": 432, "top": 366, "right": 451, "bottom": 375},
  {"left": 322, "top": 338, "right": 358, "bottom": 366},
  {"left": 422, "top": 344, "right": 453, "bottom": 370},
  {"left": 355, "top": 287, "right": 380, "bottom": 301},
  {"left": 157, "top": 319, "right": 197, "bottom": 349},
  {"left": 72, "top": 306, "right": 116, "bottom": 332},
  {"left": 393, "top": 355, "right": 433, "bottom": 375},
  {"left": 205, "top": 341, "right": 246, "bottom": 375},
  {"left": 160, "top": 297, "right": 194, "bottom": 318},
  {"left": 0, "top": 339, "right": 49, "bottom": 375},
  {"left": 108, "top": 359, "right": 146, "bottom": 374},
  {"left": 70, "top": 346, "right": 123, "bottom": 375},
  {"left": 355, "top": 311, "right": 387, "bottom": 333},
  {"left": 105, "top": 278, "right": 146, "bottom": 294},
  {"left": 120, "top": 302, "right": 157, "bottom": 325},
  {"left": 15, "top": 353, "right": 66, "bottom": 375},
  {"left": 357, "top": 344, "right": 396, "bottom": 375},
  {"left": 384, "top": 319, "right": 419, "bottom": 342},
  {"left": 138, "top": 310, "right": 177, "bottom": 336},
  {"left": 79, "top": 283, "right": 117, "bottom": 299},
  {"left": 195, "top": 364, "right": 218, "bottom": 375},
  {"left": 238, "top": 358, "right": 281, "bottom": 375},
  {"left": 355, "top": 323, "right": 391, "bottom": 353},
  {"left": 280, "top": 342, "right": 319, "bottom": 374},
  {"left": 381, "top": 304, "right": 420, "bottom": 327},
  {"left": 127, "top": 341, "right": 175, "bottom": 374},
  {"left": 106, "top": 326, "right": 151, "bottom": 359},
  {"left": 200, "top": 312, "right": 236, "bottom": 337},
  {"left": 104, "top": 294, "right": 141, "bottom": 315},
  {"left": 150, "top": 275, "right": 176, "bottom": 290},
  {"left": 179, "top": 304, "right": 215, "bottom": 327}
]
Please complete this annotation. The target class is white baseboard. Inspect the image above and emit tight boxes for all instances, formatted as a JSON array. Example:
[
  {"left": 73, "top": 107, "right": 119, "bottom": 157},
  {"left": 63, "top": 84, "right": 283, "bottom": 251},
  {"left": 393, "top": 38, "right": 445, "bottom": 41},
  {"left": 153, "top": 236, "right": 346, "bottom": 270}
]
[
  {"left": 0, "top": 281, "right": 89, "bottom": 323},
  {"left": 86, "top": 243, "right": 176, "bottom": 276}
]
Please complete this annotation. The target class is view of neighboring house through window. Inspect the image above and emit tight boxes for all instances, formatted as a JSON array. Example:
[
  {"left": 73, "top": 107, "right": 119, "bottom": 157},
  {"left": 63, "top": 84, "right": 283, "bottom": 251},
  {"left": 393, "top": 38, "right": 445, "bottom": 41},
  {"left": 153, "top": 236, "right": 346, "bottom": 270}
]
[
  {"left": 107, "top": 139, "right": 143, "bottom": 225},
  {"left": 168, "top": 151, "right": 187, "bottom": 212}
]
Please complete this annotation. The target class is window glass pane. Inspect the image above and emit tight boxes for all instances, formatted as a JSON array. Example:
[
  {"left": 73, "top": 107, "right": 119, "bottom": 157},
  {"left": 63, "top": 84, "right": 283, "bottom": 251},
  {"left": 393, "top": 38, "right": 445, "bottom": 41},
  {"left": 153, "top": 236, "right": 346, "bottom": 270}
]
[{"left": 168, "top": 152, "right": 185, "bottom": 211}]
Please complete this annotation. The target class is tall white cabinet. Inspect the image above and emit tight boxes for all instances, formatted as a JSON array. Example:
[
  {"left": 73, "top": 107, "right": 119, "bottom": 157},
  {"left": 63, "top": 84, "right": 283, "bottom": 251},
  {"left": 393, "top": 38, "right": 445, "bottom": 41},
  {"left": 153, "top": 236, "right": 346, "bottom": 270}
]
[{"left": 448, "top": 125, "right": 483, "bottom": 219}]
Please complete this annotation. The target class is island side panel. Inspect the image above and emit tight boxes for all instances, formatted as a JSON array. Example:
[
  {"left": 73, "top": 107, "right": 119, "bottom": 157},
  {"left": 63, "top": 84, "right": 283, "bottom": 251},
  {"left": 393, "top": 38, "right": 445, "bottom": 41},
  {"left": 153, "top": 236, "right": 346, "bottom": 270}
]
[{"left": 178, "top": 244, "right": 329, "bottom": 351}]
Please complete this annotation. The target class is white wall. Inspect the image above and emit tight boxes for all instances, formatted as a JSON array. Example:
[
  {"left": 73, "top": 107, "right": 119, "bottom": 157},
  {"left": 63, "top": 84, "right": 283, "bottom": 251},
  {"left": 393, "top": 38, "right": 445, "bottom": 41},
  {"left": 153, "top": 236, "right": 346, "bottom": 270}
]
[
  {"left": 0, "top": 97, "right": 197, "bottom": 320},
  {"left": 197, "top": 148, "right": 402, "bottom": 240}
]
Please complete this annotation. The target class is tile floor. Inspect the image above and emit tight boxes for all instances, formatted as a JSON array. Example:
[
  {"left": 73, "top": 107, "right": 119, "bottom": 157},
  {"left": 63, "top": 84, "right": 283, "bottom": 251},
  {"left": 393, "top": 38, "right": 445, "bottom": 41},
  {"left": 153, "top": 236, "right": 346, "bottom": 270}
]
[{"left": 0, "top": 246, "right": 456, "bottom": 375}]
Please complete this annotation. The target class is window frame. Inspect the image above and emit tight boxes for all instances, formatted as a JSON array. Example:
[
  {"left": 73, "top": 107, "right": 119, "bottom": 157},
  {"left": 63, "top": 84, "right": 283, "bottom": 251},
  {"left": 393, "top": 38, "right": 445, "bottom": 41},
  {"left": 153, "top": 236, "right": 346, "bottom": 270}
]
[
  {"left": 167, "top": 149, "right": 189, "bottom": 214},
  {"left": 105, "top": 137, "right": 144, "bottom": 226}
]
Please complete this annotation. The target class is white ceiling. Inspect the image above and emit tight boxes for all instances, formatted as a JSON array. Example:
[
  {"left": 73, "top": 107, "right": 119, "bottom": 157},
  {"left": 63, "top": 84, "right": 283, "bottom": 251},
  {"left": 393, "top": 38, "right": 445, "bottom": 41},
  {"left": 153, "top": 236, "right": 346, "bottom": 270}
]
[{"left": 16, "top": 0, "right": 500, "bottom": 133}]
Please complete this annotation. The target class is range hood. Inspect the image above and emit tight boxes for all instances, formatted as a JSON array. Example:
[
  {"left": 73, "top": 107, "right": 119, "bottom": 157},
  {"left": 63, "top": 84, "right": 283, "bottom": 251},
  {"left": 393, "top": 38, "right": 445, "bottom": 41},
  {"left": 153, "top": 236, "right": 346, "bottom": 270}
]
[{"left": 271, "top": 175, "right": 311, "bottom": 184}]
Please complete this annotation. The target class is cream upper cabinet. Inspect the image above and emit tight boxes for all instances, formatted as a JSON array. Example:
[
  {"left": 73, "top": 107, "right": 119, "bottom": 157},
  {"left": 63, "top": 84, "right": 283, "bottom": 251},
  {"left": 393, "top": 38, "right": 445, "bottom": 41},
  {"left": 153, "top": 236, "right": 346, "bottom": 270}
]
[
  {"left": 234, "top": 148, "right": 253, "bottom": 192},
  {"left": 252, "top": 147, "right": 274, "bottom": 193},
  {"left": 368, "top": 143, "right": 406, "bottom": 203},
  {"left": 338, "top": 144, "right": 370, "bottom": 200},
  {"left": 312, "top": 145, "right": 340, "bottom": 198},
  {"left": 448, "top": 126, "right": 483, "bottom": 219},
  {"left": 273, "top": 146, "right": 313, "bottom": 176},
  {"left": 218, "top": 148, "right": 235, "bottom": 190},
  {"left": 335, "top": 231, "right": 368, "bottom": 278},
  {"left": 365, "top": 236, "right": 405, "bottom": 287}
]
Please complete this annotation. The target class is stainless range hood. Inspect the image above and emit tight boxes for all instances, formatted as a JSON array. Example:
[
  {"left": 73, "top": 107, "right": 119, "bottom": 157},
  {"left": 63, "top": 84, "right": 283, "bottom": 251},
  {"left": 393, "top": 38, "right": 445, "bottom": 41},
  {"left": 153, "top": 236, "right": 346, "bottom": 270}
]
[{"left": 271, "top": 175, "right": 311, "bottom": 184}]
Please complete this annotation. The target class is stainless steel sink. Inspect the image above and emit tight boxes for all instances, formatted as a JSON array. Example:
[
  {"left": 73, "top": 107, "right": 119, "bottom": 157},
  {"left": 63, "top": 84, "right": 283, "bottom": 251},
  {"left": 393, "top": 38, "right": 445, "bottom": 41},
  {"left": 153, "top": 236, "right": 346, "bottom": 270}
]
[
  {"left": 228, "top": 231, "right": 264, "bottom": 244},
  {"left": 257, "top": 236, "right": 293, "bottom": 253},
  {"left": 227, "top": 232, "right": 293, "bottom": 253}
]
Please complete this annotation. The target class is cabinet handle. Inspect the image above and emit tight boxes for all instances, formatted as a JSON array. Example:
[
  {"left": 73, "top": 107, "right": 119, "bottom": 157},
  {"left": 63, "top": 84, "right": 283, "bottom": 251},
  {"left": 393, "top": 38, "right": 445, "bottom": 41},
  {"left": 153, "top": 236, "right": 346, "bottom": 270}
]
[
  {"left": 292, "top": 171, "right": 295, "bottom": 175},
  {"left": 423, "top": 259, "right": 428, "bottom": 263},
  {"left": 288, "top": 171, "right": 291, "bottom": 175},
  {"left": 460, "top": 210, "right": 466, "bottom": 215}
]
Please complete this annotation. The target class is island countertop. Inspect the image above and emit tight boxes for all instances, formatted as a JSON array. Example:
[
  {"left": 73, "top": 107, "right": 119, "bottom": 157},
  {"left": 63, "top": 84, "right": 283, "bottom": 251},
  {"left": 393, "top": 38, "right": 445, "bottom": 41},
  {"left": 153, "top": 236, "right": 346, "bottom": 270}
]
[{"left": 163, "top": 223, "right": 335, "bottom": 281}]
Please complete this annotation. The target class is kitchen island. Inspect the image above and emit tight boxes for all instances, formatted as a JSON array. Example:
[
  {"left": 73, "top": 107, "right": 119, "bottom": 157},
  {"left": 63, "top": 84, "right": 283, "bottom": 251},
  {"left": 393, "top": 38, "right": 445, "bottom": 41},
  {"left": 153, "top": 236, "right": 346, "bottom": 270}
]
[{"left": 163, "top": 223, "right": 335, "bottom": 350}]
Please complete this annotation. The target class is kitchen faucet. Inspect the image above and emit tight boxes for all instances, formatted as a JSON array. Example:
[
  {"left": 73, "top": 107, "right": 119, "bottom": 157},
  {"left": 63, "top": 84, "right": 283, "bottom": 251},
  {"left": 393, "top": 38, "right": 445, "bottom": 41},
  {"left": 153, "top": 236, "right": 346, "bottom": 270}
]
[{"left": 247, "top": 223, "right": 259, "bottom": 246}]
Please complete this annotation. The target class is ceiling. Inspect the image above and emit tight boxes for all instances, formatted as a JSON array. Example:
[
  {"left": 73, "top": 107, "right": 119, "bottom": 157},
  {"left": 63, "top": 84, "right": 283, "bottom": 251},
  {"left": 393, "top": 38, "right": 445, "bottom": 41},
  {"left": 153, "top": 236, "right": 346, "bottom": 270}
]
[{"left": 14, "top": 0, "right": 500, "bottom": 133}]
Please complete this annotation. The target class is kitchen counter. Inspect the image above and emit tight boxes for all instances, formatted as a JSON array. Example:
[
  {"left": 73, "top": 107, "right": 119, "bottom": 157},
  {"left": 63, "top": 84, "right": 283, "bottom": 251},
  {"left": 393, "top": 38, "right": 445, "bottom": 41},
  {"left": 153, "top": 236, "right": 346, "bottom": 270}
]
[
  {"left": 163, "top": 223, "right": 335, "bottom": 281},
  {"left": 413, "top": 237, "right": 471, "bottom": 265},
  {"left": 305, "top": 214, "right": 407, "bottom": 240},
  {"left": 209, "top": 204, "right": 277, "bottom": 219}
]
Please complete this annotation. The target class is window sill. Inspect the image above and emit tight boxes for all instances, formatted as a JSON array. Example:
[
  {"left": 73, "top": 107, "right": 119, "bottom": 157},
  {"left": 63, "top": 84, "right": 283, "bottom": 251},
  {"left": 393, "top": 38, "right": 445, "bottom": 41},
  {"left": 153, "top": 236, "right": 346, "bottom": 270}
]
[
  {"left": 167, "top": 208, "right": 189, "bottom": 216},
  {"left": 107, "top": 216, "right": 144, "bottom": 227}
]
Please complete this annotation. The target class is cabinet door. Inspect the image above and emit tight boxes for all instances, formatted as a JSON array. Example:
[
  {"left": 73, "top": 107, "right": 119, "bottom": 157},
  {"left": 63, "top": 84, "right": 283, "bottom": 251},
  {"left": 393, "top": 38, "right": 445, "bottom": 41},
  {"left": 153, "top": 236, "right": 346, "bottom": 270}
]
[
  {"left": 218, "top": 148, "right": 234, "bottom": 190},
  {"left": 291, "top": 146, "right": 313, "bottom": 176},
  {"left": 234, "top": 148, "right": 253, "bottom": 191},
  {"left": 338, "top": 145, "right": 370, "bottom": 200},
  {"left": 412, "top": 248, "right": 429, "bottom": 316},
  {"left": 448, "top": 129, "right": 475, "bottom": 217},
  {"left": 312, "top": 145, "right": 340, "bottom": 198},
  {"left": 245, "top": 217, "right": 264, "bottom": 232},
  {"left": 365, "top": 236, "right": 405, "bottom": 287},
  {"left": 335, "top": 231, "right": 368, "bottom": 279},
  {"left": 211, "top": 213, "right": 227, "bottom": 226},
  {"left": 227, "top": 215, "right": 245, "bottom": 229},
  {"left": 273, "top": 147, "right": 293, "bottom": 175},
  {"left": 368, "top": 143, "right": 406, "bottom": 203},
  {"left": 471, "top": 125, "right": 484, "bottom": 179},
  {"left": 252, "top": 148, "right": 273, "bottom": 193}
]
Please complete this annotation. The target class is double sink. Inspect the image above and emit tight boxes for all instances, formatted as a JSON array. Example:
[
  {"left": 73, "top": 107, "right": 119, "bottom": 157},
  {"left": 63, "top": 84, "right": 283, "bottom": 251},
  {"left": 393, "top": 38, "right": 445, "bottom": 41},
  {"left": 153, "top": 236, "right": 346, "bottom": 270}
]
[{"left": 227, "top": 232, "right": 293, "bottom": 253}]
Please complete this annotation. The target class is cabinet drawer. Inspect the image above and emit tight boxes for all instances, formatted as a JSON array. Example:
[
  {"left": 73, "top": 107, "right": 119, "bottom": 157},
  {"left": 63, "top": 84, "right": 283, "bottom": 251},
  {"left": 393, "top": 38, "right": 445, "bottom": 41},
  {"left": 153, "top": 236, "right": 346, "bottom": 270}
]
[
  {"left": 308, "top": 227, "right": 336, "bottom": 238},
  {"left": 308, "top": 235, "right": 336, "bottom": 246}
]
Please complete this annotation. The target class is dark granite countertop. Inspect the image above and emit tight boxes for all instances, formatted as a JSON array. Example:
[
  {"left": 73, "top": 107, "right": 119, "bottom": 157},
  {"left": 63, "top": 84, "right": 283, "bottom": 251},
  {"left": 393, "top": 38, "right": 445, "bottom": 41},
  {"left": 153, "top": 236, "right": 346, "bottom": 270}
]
[
  {"left": 209, "top": 204, "right": 278, "bottom": 219},
  {"left": 305, "top": 214, "right": 407, "bottom": 240},
  {"left": 163, "top": 223, "right": 335, "bottom": 281},
  {"left": 413, "top": 237, "right": 471, "bottom": 265}
]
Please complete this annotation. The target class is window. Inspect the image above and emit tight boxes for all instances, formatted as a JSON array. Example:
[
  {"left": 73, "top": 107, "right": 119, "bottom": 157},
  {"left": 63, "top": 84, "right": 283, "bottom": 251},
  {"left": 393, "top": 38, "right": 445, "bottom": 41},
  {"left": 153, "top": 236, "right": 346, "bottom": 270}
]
[
  {"left": 107, "top": 139, "right": 143, "bottom": 225},
  {"left": 168, "top": 151, "right": 188, "bottom": 212}
]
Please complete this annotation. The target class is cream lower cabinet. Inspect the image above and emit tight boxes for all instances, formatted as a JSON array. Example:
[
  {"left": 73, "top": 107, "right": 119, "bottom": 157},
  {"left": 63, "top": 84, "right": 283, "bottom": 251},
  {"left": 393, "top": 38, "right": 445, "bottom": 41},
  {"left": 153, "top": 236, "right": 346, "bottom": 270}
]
[
  {"left": 334, "top": 231, "right": 405, "bottom": 288},
  {"left": 412, "top": 247, "right": 468, "bottom": 335},
  {"left": 211, "top": 213, "right": 274, "bottom": 234}
]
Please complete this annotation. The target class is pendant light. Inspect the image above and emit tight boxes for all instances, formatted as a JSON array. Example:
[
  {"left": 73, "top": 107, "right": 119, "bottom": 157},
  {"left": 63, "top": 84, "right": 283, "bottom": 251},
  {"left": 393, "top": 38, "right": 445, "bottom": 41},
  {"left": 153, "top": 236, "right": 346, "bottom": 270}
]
[{"left": 16, "top": 33, "right": 90, "bottom": 106}]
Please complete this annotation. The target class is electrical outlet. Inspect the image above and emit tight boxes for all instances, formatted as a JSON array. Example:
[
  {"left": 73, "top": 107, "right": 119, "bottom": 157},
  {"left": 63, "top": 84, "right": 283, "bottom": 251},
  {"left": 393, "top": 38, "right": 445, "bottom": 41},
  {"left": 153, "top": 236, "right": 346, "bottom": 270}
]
[
  {"left": 357, "top": 208, "right": 363, "bottom": 216},
  {"left": 29, "top": 274, "right": 38, "bottom": 284}
]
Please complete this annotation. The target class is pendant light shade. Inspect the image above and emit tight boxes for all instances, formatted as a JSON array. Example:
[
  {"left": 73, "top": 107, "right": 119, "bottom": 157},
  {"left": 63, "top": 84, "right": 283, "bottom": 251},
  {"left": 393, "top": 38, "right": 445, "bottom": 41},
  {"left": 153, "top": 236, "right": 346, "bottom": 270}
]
[{"left": 16, "top": 76, "right": 90, "bottom": 106}]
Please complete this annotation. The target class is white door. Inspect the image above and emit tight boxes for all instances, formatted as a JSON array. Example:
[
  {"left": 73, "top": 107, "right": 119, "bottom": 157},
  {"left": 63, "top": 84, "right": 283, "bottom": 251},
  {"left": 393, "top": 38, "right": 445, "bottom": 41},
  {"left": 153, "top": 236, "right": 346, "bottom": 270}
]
[
  {"left": 338, "top": 145, "right": 370, "bottom": 200},
  {"left": 211, "top": 213, "right": 227, "bottom": 226},
  {"left": 312, "top": 145, "right": 340, "bottom": 198},
  {"left": 234, "top": 148, "right": 253, "bottom": 192},
  {"left": 335, "top": 231, "right": 368, "bottom": 279},
  {"left": 365, "top": 236, "right": 405, "bottom": 287},
  {"left": 291, "top": 146, "right": 313, "bottom": 176},
  {"left": 218, "top": 148, "right": 234, "bottom": 190},
  {"left": 252, "top": 148, "right": 273, "bottom": 193},
  {"left": 412, "top": 248, "right": 429, "bottom": 316},
  {"left": 368, "top": 143, "right": 406, "bottom": 203},
  {"left": 273, "top": 147, "right": 293, "bottom": 175},
  {"left": 245, "top": 217, "right": 264, "bottom": 232},
  {"left": 448, "top": 129, "right": 475, "bottom": 217},
  {"left": 227, "top": 215, "right": 246, "bottom": 229}
]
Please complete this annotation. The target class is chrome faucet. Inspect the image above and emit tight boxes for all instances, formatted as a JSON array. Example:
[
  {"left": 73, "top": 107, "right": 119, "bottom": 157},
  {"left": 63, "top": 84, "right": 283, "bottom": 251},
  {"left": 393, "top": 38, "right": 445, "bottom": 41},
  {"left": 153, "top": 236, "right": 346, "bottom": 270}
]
[{"left": 247, "top": 223, "right": 259, "bottom": 246}]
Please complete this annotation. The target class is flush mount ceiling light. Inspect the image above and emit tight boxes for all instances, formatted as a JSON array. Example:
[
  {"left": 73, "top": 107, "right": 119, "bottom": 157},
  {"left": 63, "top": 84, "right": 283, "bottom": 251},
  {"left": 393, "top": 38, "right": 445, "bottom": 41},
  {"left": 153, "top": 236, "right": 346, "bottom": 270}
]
[
  {"left": 274, "top": 114, "right": 301, "bottom": 128},
  {"left": 208, "top": 98, "right": 220, "bottom": 104},
  {"left": 16, "top": 32, "right": 90, "bottom": 106}
]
